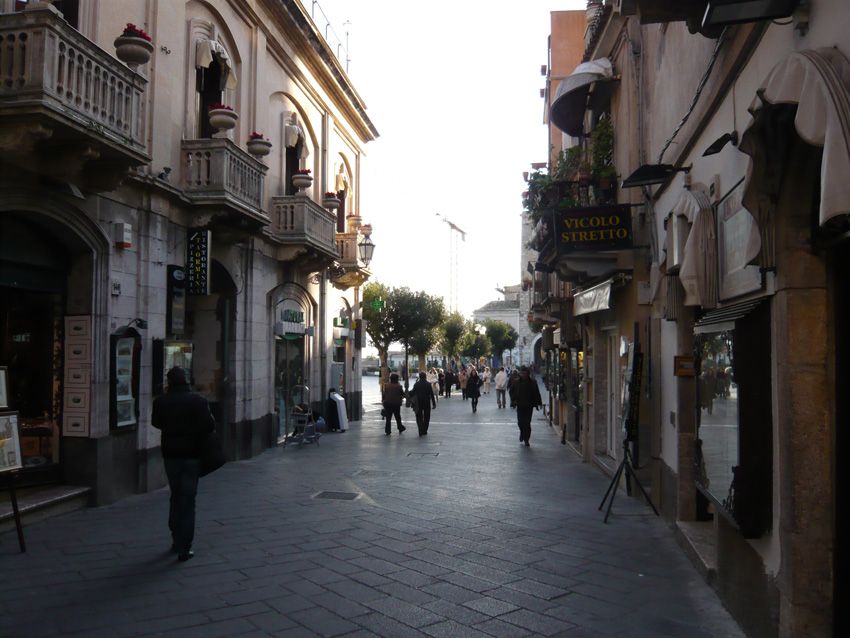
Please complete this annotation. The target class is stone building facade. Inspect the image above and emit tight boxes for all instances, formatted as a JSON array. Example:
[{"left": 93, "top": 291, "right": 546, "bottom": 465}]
[
  {"left": 0, "top": 0, "right": 376, "bottom": 503},
  {"left": 540, "top": 1, "right": 848, "bottom": 635}
]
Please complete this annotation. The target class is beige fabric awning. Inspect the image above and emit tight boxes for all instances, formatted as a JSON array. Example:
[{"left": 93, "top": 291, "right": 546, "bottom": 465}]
[
  {"left": 196, "top": 39, "right": 238, "bottom": 90},
  {"left": 740, "top": 48, "right": 850, "bottom": 228},
  {"left": 550, "top": 58, "right": 614, "bottom": 137},
  {"left": 675, "top": 189, "right": 718, "bottom": 308},
  {"left": 573, "top": 279, "right": 612, "bottom": 316}
]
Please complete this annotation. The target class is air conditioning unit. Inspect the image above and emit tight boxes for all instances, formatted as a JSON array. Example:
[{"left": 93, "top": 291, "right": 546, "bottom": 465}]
[{"left": 665, "top": 213, "right": 689, "bottom": 273}]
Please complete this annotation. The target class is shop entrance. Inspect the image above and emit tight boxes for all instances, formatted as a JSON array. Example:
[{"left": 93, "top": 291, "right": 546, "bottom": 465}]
[
  {"left": 0, "top": 216, "right": 70, "bottom": 484},
  {"left": 274, "top": 335, "right": 305, "bottom": 441}
]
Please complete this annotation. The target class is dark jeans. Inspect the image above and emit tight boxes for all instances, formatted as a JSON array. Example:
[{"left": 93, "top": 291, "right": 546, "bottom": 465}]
[
  {"left": 496, "top": 389, "right": 506, "bottom": 408},
  {"left": 471, "top": 396, "right": 479, "bottom": 412},
  {"left": 517, "top": 406, "right": 533, "bottom": 443},
  {"left": 164, "top": 457, "right": 200, "bottom": 553},
  {"left": 384, "top": 403, "right": 403, "bottom": 433},
  {"left": 415, "top": 405, "right": 432, "bottom": 434}
]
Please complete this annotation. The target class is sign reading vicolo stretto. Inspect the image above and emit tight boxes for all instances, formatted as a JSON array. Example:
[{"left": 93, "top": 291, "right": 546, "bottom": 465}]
[{"left": 556, "top": 204, "right": 633, "bottom": 253}]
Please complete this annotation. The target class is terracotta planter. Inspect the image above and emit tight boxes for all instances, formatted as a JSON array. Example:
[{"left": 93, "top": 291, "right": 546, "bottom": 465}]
[
  {"left": 322, "top": 196, "right": 341, "bottom": 211},
  {"left": 292, "top": 174, "right": 313, "bottom": 192},
  {"left": 246, "top": 138, "right": 272, "bottom": 157},
  {"left": 208, "top": 108, "right": 238, "bottom": 132},
  {"left": 114, "top": 35, "right": 153, "bottom": 66}
]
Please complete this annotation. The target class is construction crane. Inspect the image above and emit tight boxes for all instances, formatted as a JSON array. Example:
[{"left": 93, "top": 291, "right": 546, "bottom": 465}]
[{"left": 435, "top": 213, "right": 467, "bottom": 313}]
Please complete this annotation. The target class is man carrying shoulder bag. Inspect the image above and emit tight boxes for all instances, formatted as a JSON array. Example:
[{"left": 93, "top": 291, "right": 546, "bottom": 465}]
[{"left": 152, "top": 367, "right": 220, "bottom": 562}]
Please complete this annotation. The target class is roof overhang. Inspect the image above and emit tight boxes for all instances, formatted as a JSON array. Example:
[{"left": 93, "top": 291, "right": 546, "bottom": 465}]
[{"left": 550, "top": 58, "right": 615, "bottom": 137}]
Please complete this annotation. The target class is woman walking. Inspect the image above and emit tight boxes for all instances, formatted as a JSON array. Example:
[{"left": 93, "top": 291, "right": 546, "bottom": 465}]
[
  {"left": 467, "top": 368, "right": 483, "bottom": 413},
  {"left": 482, "top": 367, "right": 491, "bottom": 395},
  {"left": 459, "top": 367, "right": 468, "bottom": 400}
]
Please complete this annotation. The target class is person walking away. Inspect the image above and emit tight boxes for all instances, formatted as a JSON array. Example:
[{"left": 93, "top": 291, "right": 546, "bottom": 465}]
[
  {"left": 509, "top": 365, "right": 542, "bottom": 447},
  {"left": 427, "top": 367, "right": 440, "bottom": 403},
  {"left": 444, "top": 368, "right": 453, "bottom": 398},
  {"left": 482, "top": 367, "right": 491, "bottom": 395},
  {"left": 494, "top": 367, "right": 508, "bottom": 408},
  {"left": 467, "top": 368, "right": 482, "bottom": 413},
  {"left": 382, "top": 372, "right": 407, "bottom": 435},
  {"left": 151, "top": 366, "right": 216, "bottom": 562},
  {"left": 411, "top": 372, "right": 437, "bottom": 435},
  {"left": 437, "top": 368, "right": 445, "bottom": 397},
  {"left": 459, "top": 368, "right": 468, "bottom": 400}
]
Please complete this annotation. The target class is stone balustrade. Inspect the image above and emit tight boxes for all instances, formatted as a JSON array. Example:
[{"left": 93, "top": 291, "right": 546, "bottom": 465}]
[{"left": 270, "top": 195, "right": 339, "bottom": 262}]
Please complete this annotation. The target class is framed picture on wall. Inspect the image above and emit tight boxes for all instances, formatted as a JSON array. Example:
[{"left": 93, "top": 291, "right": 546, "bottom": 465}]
[
  {"left": 717, "top": 177, "right": 763, "bottom": 300},
  {"left": 0, "top": 367, "right": 9, "bottom": 410}
]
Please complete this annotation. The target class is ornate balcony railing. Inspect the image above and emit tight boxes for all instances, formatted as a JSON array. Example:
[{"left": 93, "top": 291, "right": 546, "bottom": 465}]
[
  {"left": 269, "top": 195, "right": 338, "bottom": 262},
  {"left": 0, "top": 7, "right": 149, "bottom": 188},
  {"left": 182, "top": 139, "right": 268, "bottom": 224}
]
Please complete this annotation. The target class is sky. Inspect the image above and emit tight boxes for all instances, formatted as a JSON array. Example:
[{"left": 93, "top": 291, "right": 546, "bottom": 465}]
[{"left": 315, "top": 1, "right": 587, "bottom": 318}]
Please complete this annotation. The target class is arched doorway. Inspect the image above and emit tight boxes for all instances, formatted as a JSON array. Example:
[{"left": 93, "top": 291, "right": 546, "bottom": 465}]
[
  {"left": 0, "top": 210, "right": 98, "bottom": 485},
  {"left": 273, "top": 296, "right": 309, "bottom": 441}
]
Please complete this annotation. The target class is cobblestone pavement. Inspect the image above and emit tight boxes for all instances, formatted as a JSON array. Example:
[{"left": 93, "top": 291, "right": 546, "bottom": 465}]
[{"left": 1, "top": 388, "right": 746, "bottom": 638}]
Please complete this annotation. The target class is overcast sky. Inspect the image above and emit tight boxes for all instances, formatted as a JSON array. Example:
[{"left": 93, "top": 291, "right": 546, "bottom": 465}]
[{"left": 316, "top": 1, "right": 586, "bottom": 318}]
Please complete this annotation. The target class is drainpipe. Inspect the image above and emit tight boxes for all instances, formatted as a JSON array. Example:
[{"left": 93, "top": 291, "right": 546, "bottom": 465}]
[{"left": 319, "top": 269, "right": 327, "bottom": 413}]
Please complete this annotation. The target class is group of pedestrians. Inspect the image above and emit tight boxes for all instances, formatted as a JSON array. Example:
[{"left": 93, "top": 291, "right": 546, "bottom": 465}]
[{"left": 381, "top": 362, "right": 542, "bottom": 446}]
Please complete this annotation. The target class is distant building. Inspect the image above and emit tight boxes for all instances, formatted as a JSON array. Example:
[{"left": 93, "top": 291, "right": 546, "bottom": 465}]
[{"left": 472, "top": 285, "right": 535, "bottom": 367}]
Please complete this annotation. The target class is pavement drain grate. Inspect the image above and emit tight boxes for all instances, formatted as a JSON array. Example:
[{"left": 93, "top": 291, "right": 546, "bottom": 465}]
[
  {"left": 314, "top": 491, "right": 360, "bottom": 500},
  {"left": 354, "top": 470, "right": 393, "bottom": 477},
  {"left": 407, "top": 452, "right": 439, "bottom": 457}
]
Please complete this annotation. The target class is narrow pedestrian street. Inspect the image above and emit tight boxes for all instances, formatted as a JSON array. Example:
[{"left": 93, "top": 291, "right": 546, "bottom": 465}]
[{"left": 2, "top": 388, "right": 744, "bottom": 638}]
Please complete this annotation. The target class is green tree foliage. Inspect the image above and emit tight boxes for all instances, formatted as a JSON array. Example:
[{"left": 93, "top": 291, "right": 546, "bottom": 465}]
[
  {"left": 459, "top": 322, "right": 492, "bottom": 362},
  {"left": 410, "top": 328, "right": 440, "bottom": 372},
  {"left": 440, "top": 312, "right": 466, "bottom": 362},
  {"left": 362, "top": 282, "right": 396, "bottom": 384},
  {"left": 484, "top": 319, "right": 518, "bottom": 365}
]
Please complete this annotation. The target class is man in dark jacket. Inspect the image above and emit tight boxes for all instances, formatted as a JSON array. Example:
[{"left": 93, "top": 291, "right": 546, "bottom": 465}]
[
  {"left": 509, "top": 365, "right": 542, "bottom": 447},
  {"left": 382, "top": 372, "right": 406, "bottom": 435},
  {"left": 411, "top": 371, "right": 437, "bottom": 436},
  {"left": 151, "top": 367, "right": 215, "bottom": 561}
]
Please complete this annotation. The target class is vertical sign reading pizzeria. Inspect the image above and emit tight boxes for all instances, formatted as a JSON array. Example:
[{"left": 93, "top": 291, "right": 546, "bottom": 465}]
[{"left": 187, "top": 229, "right": 211, "bottom": 296}]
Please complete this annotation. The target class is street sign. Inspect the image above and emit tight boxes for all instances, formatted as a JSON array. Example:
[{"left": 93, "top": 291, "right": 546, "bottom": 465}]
[{"left": 187, "top": 228, "right": 210, "bottom": 295}]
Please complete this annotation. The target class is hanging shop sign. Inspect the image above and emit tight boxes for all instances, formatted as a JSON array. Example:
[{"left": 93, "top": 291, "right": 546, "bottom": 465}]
[
  {"left": 187, "top": 229, "right": 211, "bottom": 296},
  {"left": 556, "top": 204, "right": 632, "bottom": 253},
  {"left": 167, "top": 265, "right": 186, "bottom": 336},
  {"left": 274, "top": 298, "right": 305, "bottom": 337}
]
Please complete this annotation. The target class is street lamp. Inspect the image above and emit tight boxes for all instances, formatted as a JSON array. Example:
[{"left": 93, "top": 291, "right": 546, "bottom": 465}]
[{"left": 358, "top": 235, "right": 374, "bottom": 266}]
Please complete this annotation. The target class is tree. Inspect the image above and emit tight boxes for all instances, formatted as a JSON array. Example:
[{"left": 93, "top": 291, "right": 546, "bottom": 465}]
[
  {"left": 485, "top": 319, "right": 518, "bottom": 367},
  {"left": 410, "top": 328, "right": 440, "bottom": 374},
  {"left": 362, "top": 282, "right": 396, "bottom": 387},
  {"left": 392, "top": 288, "right": 445, "bottom": 390},
  {"left": 440, "top": 312, "right": 466, "bottom": 366},
  {"left": 459, "top": 328, "right": 491, "bottom": 363}
]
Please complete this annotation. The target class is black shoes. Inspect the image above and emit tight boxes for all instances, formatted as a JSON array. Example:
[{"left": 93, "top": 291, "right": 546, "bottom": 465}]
[
  {"left": 178, "top": 550, "right": 194, "bottom": 562},
  {"left": 525, "top": 441, "right": 530, "bottom": 447},
  {"left": 398, "top": 425, "right": 406, "bottom": 433}
]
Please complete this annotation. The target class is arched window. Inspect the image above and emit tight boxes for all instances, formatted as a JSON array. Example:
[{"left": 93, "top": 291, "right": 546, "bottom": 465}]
[{"left": 195, "top": 39, "right": 237, "bottom": 138}]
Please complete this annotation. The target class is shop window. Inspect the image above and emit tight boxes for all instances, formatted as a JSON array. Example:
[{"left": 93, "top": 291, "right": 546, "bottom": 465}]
[{"left": 695, "top": 301, "right": 772, "bottom": 537}]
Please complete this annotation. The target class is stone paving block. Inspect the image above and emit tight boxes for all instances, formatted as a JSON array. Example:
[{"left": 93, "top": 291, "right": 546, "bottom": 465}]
[
  {"left": 398, "top": 559, "right": 453, "bottom": 578},
  {"left": 350, "top": 570, "right": 394, "bottom": 587},
  {"left": 245, "top": 610, "right": 301, "bottom": 633},
  {"left": 423, "top": 599, "right": 491, "bottom": 625},
  {"left": 363, "top": 597, "right": 445, "bottom": 628},
  {"left": 387, "top": 568, "right": 439, "bottom": 589},
  {"left": 483, "top": 586, "right": 559, "bottom": 613},
  {"left": 421, "top": 581, "right": 485, "bottom": 604},
  {"left": 505, "top": 577, "right": 571, "bottom": 600},
  {"left": 353, "top": 612, "right": 431, "bottom": 637},
  {"left": 462, "top": 596, "right": 521, "bottom": 617},
  {"left": 473, "top": 618, "right": 532, "bottom": 638},
  {"left": 421, "top": 619, "right": 494, "bottom": 638},
  {"left": 499, "top": 608, "right": 576, "bottom": 636},
  {"left": 148, "top": 617, "right": 257, "bottom": 637},
  {"left": 288, "top": 606, "right": 360, "bottom": 636},
  {"left": 323, "top": 578, "right": 388, "bottom": 604},
  {"left": 311, "top": 589, "right": 372, "bottom": 618}
]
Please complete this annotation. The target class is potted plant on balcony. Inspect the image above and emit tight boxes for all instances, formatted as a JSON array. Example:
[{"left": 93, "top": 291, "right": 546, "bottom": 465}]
[
  {"left": 114, "top": 23, "right": 154, "bottom": 67},
  {"left": 292, "top": 168, "right": 313, "bottom": 192},
  {"left": 246, "top": 131, "right": 272, "bottom": 157},
  {"left": 208, "top": 103, "right": 238, "bottom": 134},
  {"left": 591, "top": 116, "right": 615, "bottom": 189},
  {"left": 322, "top": 191, "right": 341, "bottom": 210}
]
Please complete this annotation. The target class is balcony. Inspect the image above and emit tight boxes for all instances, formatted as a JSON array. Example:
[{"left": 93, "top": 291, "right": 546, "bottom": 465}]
[
  {"left": 181, "top": 139, "right": 268, "bottom": 227},
  {"left": 330, "top": 231, "right": 371, "bottom": 290},
  {"left": 268, "top": 195, "right": 338, "bottom": 265},
  {"left": 0, "top": 7, "right": 149, "bottom": 191}
]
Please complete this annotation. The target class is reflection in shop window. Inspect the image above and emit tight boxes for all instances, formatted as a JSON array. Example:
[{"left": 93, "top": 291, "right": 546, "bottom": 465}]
[{"left": 695, "top": 330, "right": 737, "bottom": 508}]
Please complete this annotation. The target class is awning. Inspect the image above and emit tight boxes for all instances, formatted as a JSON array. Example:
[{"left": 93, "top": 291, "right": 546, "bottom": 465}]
[
  {"left": 573, "top": 279, "right": 612, "bottom": 316},
  {"left": 740, "top": 48, "right": 850, "bottom": 229},
  {"left": 674, "top": 189, "right": 719, "bottom": 308},
  {"left": 196, "top": 39, "right": 238, "bottom": 90},
  {"left": 694, "top": 298, "right": 765, "bottom": 334},
  {"left": 550, "top": 58, "right": 614, "bottom": 137}
]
